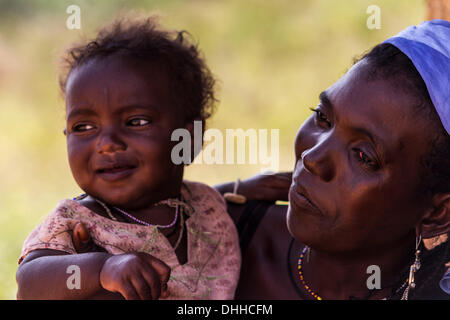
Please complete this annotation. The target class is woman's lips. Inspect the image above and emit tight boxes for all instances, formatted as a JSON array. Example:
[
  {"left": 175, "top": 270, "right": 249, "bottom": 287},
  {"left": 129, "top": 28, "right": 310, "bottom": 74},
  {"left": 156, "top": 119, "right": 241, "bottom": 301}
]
[
  {"left": 289, "top": 185, "right": 322, "bottom": 216},
  {"left": 96, "top": 166, "right": 136, "bottom": 181}
]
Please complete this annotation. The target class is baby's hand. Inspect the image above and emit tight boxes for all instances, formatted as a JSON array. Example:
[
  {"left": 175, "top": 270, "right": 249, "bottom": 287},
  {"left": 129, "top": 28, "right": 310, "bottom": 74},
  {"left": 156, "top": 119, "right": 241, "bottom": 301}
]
[{"left": 99, "top": 252, "right": 171, "bottom": 300}]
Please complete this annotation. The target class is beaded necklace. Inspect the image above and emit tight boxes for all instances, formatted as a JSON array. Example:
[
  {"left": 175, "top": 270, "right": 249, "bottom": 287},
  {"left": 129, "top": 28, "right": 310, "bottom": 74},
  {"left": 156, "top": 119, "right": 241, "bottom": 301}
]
[
  {"left": 73, "top": 194, "right": 187, "bottom": 250},
  {"left": 103, "top": 200, "right": 179, "bottom": 229},
  {"left": 287, "top": 238, "right": 410, "bottom": 300},
  {"left": 297, "top": 246, "right": 322, "bottom": 300},
  {"left": 73, "top": 193, "right": 183, "bottom": 228},
  {"left": 96, "top": 198, "right": 185, "bottom": 250}
]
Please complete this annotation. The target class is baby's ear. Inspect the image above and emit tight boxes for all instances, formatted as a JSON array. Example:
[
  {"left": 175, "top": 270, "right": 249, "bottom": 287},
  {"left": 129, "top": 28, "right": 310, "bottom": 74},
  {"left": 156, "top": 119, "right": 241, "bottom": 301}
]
[
  {"left": 418, "top": 193, "right": 450, "bottom": 238},
  {"left": 63, "top": 128, "right": 67, "bottom": 136}
]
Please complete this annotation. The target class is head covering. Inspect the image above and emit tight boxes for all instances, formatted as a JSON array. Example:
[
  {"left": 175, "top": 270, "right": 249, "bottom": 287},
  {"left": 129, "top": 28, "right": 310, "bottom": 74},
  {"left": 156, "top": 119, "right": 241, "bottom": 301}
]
[{"left": 383, "top": 19, "right": 450, "bottom": 134}]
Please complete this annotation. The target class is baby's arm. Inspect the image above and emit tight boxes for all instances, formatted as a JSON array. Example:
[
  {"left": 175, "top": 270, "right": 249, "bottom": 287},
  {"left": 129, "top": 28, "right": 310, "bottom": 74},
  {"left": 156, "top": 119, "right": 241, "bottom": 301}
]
[
  {"left": 17, "top": 202, "right": 171, "bottom": 300},
  {"left": 16, "top": 248, "right": 171, "bottom": 300},
  {"left": 16, "top": 248, "right": 117, "bottom": 299}
]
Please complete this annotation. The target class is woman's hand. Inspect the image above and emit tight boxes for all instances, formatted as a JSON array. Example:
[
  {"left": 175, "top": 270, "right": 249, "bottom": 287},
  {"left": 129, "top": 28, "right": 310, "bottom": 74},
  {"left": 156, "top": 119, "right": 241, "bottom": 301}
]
[
  {"left": 239, "top": 171, "right": 292, "bottom": 202},
  {"left": 99, "top": 252, "right": 171, "bottom": 300}
]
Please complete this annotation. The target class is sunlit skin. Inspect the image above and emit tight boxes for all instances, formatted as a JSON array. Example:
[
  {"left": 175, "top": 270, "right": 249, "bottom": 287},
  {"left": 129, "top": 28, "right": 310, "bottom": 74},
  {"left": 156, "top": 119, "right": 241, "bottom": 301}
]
[
  {"left": 288, "top": 60, "right": 433, "bottom": 254},
  {"left": 67, "top": 59, "right": 450, "bottom": 299},
  {"left": 285, "top": 60, "right": 437, "bottom": 299},
  {"left": 232, "top": 61, "right": 449, "bottom": 299},
  {"left": 16, "top": 55, "right": 194, "bottom": 300}
]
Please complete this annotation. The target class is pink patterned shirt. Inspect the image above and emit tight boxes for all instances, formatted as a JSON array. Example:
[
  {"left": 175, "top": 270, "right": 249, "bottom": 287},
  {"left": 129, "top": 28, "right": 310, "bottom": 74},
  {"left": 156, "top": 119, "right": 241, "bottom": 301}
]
[{"left": 19, "top": 180, "right": 241, "bottom": 299}]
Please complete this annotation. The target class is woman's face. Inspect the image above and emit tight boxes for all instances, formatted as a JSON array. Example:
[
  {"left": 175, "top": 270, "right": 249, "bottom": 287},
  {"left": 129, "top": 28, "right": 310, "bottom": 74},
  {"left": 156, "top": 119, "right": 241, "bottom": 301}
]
[{"left": 287, "top": 61, "right": 434, "bottom": 253}]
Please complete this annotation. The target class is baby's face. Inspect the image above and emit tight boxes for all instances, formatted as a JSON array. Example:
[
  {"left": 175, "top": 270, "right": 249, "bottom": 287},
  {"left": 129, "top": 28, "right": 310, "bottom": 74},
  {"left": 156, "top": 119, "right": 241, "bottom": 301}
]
[{"left": 64, "top": 55, "right": 184, "bottom": 209}]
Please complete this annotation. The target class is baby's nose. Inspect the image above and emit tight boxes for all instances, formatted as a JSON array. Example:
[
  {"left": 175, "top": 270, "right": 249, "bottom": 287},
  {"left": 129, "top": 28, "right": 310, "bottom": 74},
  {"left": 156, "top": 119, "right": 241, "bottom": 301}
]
[{"left": 96, "top": 129, "right": 127, "bottom": 154}]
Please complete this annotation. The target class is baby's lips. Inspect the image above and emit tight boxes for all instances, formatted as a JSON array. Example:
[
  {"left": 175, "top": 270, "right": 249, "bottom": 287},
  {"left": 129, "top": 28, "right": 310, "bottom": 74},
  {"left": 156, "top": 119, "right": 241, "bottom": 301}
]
[
  {"left": 96, "top": 166, "right": 133, "bottom": 173},
  {"left": 94, "top": 158, "right": 138, "bottom": 173}
]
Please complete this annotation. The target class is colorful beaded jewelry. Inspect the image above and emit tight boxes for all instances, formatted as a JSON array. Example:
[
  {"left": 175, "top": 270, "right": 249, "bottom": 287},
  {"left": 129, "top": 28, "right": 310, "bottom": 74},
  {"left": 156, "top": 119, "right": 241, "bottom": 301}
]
[{"left": 298, "top": 246, "right": 322, "bottom": 300}]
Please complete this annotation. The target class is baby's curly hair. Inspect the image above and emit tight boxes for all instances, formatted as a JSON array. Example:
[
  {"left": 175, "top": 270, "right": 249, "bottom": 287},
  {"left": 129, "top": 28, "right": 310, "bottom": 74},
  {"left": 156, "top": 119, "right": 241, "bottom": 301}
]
[{"left": 59, "top": 17, "right": 217, "bottom": 123}]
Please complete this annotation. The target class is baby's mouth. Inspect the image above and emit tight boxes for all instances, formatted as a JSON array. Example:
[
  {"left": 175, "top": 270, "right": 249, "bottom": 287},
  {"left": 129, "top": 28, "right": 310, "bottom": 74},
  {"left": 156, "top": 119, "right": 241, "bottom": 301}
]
[
  {"left": 97, "top": 166, "right": 135, "bottom": 173},
  {"left": 95, "top": 164, "right": 137, "bottom": 181}
]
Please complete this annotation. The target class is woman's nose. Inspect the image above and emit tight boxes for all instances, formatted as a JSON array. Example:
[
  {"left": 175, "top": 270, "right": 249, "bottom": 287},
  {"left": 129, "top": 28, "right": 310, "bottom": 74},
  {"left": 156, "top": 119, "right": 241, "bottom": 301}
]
[
  {"left": 96, "top": 127, "right": 126, "bottom": 154},
  {"left": 300, "top": 136, "right": 336, "bottom": 182}
]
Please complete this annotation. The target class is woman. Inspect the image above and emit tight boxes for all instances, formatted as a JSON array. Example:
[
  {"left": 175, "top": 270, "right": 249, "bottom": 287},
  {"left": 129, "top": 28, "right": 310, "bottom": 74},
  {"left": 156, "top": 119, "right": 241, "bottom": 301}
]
[
  {"left": 71, "top": 20, "right": 450, "bottom": 299},
  {"left": 221, "top": 19, "right": 450, "bottom": 300}
]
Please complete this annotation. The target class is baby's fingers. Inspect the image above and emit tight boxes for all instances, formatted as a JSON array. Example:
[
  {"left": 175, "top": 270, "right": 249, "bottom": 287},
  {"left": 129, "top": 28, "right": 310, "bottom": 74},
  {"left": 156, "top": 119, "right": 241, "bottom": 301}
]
[
  {"left": 140, "top": 267, "right": 162, "bottom": 300},
  {"left": 130, "top": 275, "right": 153, "bottom": 300},
  {"left": 141, "top": 254, "right": 171, "bottom": 298},
  {"left": 149, "top": 257, "right": 171, "bottom": 284},
  {"left": 119, "top": 281, "right": 140, "bottom": 300}
]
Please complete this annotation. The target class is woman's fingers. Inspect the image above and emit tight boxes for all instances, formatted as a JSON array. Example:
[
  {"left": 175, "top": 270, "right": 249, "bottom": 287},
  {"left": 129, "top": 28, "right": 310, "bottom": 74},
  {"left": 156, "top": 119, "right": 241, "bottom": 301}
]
[
  {"left": 275, "top": 171, "right": 293, "bottom": 180},
  {"left": 269, "top": 171, "right": 293, "bottom": 186}
]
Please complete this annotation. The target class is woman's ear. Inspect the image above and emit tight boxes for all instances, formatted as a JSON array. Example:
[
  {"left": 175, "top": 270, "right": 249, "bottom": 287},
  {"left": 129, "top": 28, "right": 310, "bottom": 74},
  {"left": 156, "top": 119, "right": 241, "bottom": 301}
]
[
  {"left": 63, "top": 128, "right": 67, "bottom": 136},
  {"left": 418, "top": 193, "right": 450, "bottom": 238}
]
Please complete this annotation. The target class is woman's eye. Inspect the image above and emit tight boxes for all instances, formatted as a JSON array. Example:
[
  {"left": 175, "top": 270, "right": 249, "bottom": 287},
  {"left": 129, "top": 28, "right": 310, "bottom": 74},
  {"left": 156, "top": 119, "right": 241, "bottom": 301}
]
[
  {"left": 310, "top": 108, "right": 331, "bottom": 128},
  {"left": 128, "top": 118, "right": 150, "bottom": 126},
  {"left": 73, "top": 124, "right": 95, "bottom": 132}
]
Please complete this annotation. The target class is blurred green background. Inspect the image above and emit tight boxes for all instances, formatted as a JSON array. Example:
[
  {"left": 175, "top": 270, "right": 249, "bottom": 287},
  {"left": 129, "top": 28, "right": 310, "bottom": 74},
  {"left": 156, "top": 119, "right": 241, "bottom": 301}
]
[{"left": 0, "top": 0, "right": 426, "bottom": 299}]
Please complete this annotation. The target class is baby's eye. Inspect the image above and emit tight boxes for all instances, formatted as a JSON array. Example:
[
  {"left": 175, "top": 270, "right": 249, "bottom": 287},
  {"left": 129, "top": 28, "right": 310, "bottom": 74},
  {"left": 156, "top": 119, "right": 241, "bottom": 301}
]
[
  {"left": 127, "top": 118, "right": 150, "bottom": 127},
  {"left": 73, "top": 124, "right": 95, "bottom": 132},
  {"left": 310, "top": 108, "right": 331, "bottom": 128}
]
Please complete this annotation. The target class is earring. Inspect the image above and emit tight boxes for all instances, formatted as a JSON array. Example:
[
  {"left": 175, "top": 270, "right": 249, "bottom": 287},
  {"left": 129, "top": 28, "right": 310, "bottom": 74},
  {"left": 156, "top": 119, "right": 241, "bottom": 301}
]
[
  {"left": 306, "top": 246, "right": 311, "bottom": 263},
  {"left": 401, "top": 234, "right": 422, "bottom": 300}
]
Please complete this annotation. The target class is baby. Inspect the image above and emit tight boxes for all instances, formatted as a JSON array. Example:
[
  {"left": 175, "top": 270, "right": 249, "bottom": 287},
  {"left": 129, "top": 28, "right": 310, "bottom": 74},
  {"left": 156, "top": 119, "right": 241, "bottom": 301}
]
[{"left": 16, "top": 17, "right": 241, "bottom": 300}]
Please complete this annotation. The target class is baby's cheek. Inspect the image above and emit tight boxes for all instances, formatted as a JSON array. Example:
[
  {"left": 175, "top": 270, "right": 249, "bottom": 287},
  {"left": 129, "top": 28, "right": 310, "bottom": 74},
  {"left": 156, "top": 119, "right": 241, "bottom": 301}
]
[
  {"left": 145, "top": 138, "right": 177, "bottom": 165},
  {"left": 67, "top": 147, "right": 92, "bottom": 187},
  {"left": 142, "top": 150, "right": 180, "bottom": 189}
]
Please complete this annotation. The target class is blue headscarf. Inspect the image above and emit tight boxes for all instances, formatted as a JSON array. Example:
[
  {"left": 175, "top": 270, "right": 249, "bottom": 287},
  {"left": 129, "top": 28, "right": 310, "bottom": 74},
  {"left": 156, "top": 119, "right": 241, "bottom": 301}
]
[{"left": 383, "top": 19, "right": 450, "bottom": 134}]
